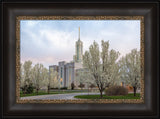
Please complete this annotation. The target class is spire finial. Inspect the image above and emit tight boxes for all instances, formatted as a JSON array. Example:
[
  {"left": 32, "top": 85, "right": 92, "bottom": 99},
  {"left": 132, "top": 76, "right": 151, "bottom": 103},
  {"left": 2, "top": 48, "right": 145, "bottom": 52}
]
[{"left": 78, "top": 27, "right": 80, "bottom": 40}]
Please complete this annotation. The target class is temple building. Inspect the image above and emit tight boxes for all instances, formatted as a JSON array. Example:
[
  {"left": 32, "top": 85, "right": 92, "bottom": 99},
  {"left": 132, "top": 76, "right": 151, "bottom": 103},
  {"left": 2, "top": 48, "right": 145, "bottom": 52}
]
[{"left": 49, "top": 27, "right": 83, "bottom": 88}]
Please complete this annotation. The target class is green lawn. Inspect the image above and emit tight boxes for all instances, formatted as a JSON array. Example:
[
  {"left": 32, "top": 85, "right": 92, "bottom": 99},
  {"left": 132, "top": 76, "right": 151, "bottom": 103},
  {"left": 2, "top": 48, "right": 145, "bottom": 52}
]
[
  {"left": 20, "top": 89, "right": 88, "bottom": 97},
  {"left": 74, "top": 93, "right": 140, "bottom": 99}
]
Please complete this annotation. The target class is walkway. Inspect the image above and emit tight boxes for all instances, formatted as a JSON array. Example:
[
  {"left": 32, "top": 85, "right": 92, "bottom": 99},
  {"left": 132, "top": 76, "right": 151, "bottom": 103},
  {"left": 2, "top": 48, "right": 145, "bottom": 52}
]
[{"left": 20, "top": 92, "right": 100, "bottom": 100}]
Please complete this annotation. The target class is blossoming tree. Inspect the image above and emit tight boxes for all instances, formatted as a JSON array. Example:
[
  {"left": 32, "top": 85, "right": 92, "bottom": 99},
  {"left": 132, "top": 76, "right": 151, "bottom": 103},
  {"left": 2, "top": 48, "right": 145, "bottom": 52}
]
[
  {"left": 83, "top": 40, "right": 120, "bottom": 98},
  {"left": 119, "top": 49, "right": 141, "bottom": 96}
]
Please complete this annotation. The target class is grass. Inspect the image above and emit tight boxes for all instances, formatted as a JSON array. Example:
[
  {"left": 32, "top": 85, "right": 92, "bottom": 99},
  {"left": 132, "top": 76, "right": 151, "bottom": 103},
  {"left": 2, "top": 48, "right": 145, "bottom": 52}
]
[
  {"left": 74, "top": 93, "right": 140, "bottom": 99},
  {"left": 20, "top": 89, "right": 88, "bottom": 97}
]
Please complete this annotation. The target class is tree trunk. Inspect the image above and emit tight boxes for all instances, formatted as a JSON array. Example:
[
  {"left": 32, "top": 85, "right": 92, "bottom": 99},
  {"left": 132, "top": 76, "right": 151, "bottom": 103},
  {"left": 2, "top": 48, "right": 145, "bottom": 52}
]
[
  {"left": 133, "top": 86, "right": 136, "bottom": 96},
  {"left": 36, "top": 89, "right": 39, "bottom": 95},
  {"left": 48, "top": 88, "right": 50, "bottom": 94},
  {"left": 100, "top": 90, "right": 103, "bottom": 98},
  {"left": 23, "top": 90, "right": 26, "bottom": 96},
  {"left": 88, "top": 87, "right": 89, "bottom": 95},
  {"left": 48, "top": 85, "right": 50, "bottom": 94}
]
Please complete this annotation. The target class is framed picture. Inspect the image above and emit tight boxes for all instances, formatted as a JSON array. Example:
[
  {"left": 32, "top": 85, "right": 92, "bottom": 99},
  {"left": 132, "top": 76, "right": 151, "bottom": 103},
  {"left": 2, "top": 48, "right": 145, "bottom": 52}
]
[
  {"left": 16, "top": 16, "right": 144, "bottom": 104},
  {"left": 1, "top": 0, "right": 159, "bottom": 118}
]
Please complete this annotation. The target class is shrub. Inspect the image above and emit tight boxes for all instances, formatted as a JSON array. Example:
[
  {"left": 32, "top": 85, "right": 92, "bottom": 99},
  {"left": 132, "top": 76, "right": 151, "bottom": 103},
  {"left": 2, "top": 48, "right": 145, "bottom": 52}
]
[
  {"left": 21, "top": 85, "right": 27, "bottom": 94},
  {"left": 105, "top": 86, "right": 128, "bottom": 96},
  {"left": 89, "top": 84, "right": 96, "bottom": 89},
  {"left": 71, "top": 82, "right": 75, "bottom": 90},
  {"left": 50, "top": 87, "right": 59, "bottom": 90},
  {"left": 26, "top": 83, "right": 34, "bottom": 94},
  {"left": 60, "top": 87, "right": 68, "bottom": 90},
  {"left": 78, "top": 83, "right": 85, "bottom": 90},
  {"left": 21, "top": 83, "right": 34, "bottom": 94},
  {"left": 129, "top": 86, "right": 133, "bottom": 90}
]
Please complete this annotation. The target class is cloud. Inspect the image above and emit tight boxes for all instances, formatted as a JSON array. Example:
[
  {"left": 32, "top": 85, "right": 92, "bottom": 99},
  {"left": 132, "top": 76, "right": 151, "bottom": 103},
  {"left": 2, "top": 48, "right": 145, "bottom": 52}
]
[{"left": 20, "top": 20, "right": 140, "bottom": 68}]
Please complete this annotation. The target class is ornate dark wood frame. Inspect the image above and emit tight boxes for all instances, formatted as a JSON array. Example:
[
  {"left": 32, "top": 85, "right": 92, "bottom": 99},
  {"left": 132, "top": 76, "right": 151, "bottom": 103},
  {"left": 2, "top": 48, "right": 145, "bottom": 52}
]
[
  {"left": 1, "top": 1, "right": 159, "bottom": 118},
  {"left": 16, "top": 16, "right": 144, "bottom": 104}
]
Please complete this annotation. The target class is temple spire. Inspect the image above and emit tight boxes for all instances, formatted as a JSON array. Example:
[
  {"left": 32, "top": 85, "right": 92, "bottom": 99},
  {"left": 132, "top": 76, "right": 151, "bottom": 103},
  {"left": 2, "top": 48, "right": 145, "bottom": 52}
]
[
  {"left": 73, "top": 27, "right": 83, "bottom": 63},
  {"left": 78, "top": 27, "right": 80, "bottom": 41}
]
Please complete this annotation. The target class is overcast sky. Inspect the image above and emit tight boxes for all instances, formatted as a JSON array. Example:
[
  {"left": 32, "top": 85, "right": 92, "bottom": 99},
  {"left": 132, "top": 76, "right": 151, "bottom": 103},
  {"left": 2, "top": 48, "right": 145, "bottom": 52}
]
[{"left": 20, "top": 20, "right": 140, "bottom": 69}]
